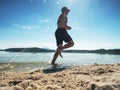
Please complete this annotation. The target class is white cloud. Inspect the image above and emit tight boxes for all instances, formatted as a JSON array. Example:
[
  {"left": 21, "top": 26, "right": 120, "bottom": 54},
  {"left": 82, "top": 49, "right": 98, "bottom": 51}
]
[
  {"left": 70, "top": 22, "right": 85, "bottom": 31},
  {"left": 43, "top": 26, "right": 56, "bottom": 33},
  {"left": 56, "top": 0, "right": 78, "bottom": 6},
  {"left": 72, "top": 42, "right": 120, "bottom": 50},
  {"left": 66, "top": 0, "right": 76, "bottom": 4},
  {"left": 0, "top": 41, "right": 56, "bottom": 50},
  {"left": 73, "top": 27, "right": 84, "bottom": 30},
  {"left": 46, "top": 26, "right": 50, "bottom": 29},
  {"left": 56, "top": 1, "right": 60, "bottom": 4},
  {"left": 41, "top": 0, "right": 47, "bottom": 3},
  {"left": 21, "top": 25, "right": 33, "bottom": 30},
  {"left": 30, "top": 0, "right": 34, "bottom": 2},
  {"left": 29, "top": 0, "right": 47, "bottom": 3},
  {"left": 12, "top": 24, "right": 40, "bottom": 30},
  {"left": 40, "top": 19, "right": 50, "bottom": 23}
]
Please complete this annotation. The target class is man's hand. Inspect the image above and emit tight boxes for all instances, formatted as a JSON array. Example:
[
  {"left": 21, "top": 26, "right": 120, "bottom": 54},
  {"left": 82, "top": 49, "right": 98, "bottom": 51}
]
[{"left": 66, "top": 26, "right": 71, "bottom": 30}]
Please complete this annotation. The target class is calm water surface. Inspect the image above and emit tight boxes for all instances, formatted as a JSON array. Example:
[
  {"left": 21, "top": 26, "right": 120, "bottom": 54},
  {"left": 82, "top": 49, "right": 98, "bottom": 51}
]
[{"left": 0, "top": 51, "right": 120, "bottom": 71}]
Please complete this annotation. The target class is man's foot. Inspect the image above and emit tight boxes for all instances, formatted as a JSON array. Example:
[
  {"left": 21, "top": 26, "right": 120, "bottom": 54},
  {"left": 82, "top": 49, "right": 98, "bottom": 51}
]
[
  {"left": 59, "top": 46, "right": 64, "bottom": 58},
  {"left": 51, "top": 62, "right": 57, "bottom": 65}
]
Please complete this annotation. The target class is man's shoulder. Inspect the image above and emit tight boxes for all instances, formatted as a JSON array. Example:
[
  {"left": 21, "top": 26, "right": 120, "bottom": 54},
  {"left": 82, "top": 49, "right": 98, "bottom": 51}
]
[{"left": 60, "top": 13, "right": 66, "bottom": 18}]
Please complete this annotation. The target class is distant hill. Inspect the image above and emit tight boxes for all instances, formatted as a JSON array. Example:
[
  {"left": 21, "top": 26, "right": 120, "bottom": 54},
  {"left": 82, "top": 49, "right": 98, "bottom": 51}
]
[
  {"left": 5, "top": 47, "right": 55, "bottom": 52},
  {"left": 0, "top": 49, "right": 4, "bottom": 51},
  {"left": 63, "top": 49, "right": 120, "bottom": 55},
  {"left": 1, "top": 47, "right": 120, "bottom": 54}
]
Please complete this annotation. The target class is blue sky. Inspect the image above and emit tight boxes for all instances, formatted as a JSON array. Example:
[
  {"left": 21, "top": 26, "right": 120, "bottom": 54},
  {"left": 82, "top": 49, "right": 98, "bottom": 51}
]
[{"left": 0, "top": 0, "right": 120, "bottom": 50}]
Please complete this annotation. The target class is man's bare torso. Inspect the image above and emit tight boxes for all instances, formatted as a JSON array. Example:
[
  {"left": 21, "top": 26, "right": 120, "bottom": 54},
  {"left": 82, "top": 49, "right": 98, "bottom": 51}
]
[{"left": 57, "top": 13, "right": 68, "bottom": 29}]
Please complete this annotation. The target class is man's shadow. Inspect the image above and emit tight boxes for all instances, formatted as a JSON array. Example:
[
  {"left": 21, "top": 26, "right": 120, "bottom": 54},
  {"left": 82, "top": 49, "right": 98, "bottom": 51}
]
[{"left": 43, "top": 64, "right": 69, "bottom": 74}]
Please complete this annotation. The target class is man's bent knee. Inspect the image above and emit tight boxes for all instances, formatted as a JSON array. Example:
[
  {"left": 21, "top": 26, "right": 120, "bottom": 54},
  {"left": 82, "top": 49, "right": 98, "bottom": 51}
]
[
  {"left": 71, "top": 41, "right": 74, "bottom": 46},
  {"left": 69, "top": 40, "right": 74, "bottom": 47}
]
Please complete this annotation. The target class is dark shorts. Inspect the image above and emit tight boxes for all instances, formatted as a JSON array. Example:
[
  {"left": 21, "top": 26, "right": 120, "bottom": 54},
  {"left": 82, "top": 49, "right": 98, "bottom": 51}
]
[{"left": 55, "top": 28, "right": 72, "bottom": 45}]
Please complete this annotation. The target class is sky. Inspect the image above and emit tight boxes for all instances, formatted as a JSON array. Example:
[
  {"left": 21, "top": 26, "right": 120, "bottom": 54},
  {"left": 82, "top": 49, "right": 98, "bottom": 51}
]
[{"left": 0, "top": 0, "right": 120, "bottom": 50}]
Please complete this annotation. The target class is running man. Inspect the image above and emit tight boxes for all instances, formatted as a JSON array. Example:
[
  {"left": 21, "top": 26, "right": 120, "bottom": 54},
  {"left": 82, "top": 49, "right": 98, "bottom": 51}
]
[{"left": 51, "top": 7, "right": 74, "bottom": 64}]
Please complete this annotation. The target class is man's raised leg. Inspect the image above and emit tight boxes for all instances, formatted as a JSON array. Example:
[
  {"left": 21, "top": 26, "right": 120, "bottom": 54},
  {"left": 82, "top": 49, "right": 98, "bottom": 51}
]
[
  {"left": 63, "top": 40, "right": 74, "bottom": 49},
  {"left": 51, "top": 41, "right": 74, "bottom": 64}
]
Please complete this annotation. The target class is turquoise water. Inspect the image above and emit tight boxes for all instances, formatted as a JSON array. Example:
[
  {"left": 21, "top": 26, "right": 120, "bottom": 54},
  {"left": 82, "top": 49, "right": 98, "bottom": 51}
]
[{"left": 0, "top": 51, "right": 120, "bottom": 71}]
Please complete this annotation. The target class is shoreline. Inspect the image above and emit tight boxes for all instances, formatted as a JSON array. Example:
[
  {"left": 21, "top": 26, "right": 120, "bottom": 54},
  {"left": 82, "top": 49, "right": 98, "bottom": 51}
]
[{"left": 0, "top": 64, "right": 120, "bottom": 90}]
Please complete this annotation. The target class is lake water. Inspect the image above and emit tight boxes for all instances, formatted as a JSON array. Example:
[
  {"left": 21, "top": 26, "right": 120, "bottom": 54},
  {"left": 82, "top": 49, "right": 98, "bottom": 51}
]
[{"left": 0, "top": 51, "right": 120, "bottom": 72}]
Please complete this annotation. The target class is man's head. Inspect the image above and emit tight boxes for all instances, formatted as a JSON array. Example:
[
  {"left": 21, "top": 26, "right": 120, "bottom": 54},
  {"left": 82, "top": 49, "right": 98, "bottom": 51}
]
[{"left": 61, "top": 7, "right": 70, "bottom": 14}]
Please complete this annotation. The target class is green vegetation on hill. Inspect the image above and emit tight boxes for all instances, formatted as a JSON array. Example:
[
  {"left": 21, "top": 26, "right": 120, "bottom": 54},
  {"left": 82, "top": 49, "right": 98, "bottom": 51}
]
[{"left": 5, "top": 47, "right": 54, "bottom": 52}]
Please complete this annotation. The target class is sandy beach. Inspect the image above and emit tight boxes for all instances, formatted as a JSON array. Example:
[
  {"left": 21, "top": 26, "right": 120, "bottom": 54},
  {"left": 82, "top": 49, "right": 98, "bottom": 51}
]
[{"left": 0, "top": 64, "right": 120, "bottom": 90}]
